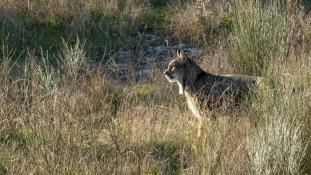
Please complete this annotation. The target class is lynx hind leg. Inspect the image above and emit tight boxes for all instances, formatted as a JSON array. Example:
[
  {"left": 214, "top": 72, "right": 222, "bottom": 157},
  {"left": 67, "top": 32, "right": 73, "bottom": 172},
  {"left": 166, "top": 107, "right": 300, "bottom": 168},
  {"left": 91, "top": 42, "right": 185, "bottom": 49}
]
[{"left": 194, "top": 111, "right": 204, "bottom": 137}]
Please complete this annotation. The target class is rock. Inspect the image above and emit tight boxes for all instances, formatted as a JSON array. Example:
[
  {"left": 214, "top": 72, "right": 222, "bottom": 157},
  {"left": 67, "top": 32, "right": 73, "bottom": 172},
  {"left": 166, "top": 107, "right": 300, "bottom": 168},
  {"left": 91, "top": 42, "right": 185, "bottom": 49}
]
[
  {"left": 144, "top": 34, "right": 157, "bottom": 47},
  {"left": 136, "top": 67, "right": 151, "bottom": 77},
  {"left": 145, "top": 47, "right": 155, "bottom": 57},
  {"left": 146, "top": 56, "right": 156, "bottom": 63},
  {"left": 145, "top": 34, "right": 156, "bottom": 40},
  {"left": 92, "top": 33, "right": 203, "bottom": 82},
  {"left": 184, "top": 48, "right": 201, "bottom": 58},
  {"left": 159, "top": 61, "right": 167, "bottom": 67},
  {"left": 114, "top": 51, "right": 130, "bottom": 63},
  {"left": 154, "top": 46, "right": 170, "bottom": 57},
  {"left": 171, "top": 43, "right": 187, "bottom": 50}
]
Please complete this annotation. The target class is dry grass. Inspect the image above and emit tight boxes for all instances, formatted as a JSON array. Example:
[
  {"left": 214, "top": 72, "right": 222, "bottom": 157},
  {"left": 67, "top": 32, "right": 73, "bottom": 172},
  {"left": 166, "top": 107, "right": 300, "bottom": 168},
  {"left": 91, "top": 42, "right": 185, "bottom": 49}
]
[
  {"left": 0, "top": 0, "right": 311, "bottom": 174},
  {"left": 0, "top": 44, "right": 253, "bottom": 174},
  {"left": 0, "top": 0, "right": 150, "bottom": 58},
  {"left": 167, "top": 0, "right": 232, "bottom": 47}
]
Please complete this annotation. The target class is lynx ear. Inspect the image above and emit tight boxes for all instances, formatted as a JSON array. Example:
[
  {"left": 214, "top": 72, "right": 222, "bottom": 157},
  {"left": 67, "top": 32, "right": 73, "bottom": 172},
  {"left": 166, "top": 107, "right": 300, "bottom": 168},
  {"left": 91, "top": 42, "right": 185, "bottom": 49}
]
[
  {"left": 177, "top": 49, "right": 191, "bottom": 61},
  {"left": 176, "top": 49, "right": 182, "bottom": 58},
  {"left": 180, "top": 50, "right": 191, "bottom": 62},
  {"left": 182, "top": 50, "right": 191, "bottom": 59}
]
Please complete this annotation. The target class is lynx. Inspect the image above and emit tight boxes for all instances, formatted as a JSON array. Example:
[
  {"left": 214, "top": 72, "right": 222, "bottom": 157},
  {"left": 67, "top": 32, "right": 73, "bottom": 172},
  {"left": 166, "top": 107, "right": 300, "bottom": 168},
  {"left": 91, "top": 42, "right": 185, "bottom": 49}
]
[{"left": 164, "top": 50, "right": 260, "bottom": 135}]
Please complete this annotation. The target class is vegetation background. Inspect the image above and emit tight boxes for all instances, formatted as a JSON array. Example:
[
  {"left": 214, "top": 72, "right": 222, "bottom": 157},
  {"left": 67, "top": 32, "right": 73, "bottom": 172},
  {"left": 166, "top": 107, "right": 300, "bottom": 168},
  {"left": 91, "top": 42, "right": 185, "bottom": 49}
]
[{"left": 0, "top": 0, "right": 311, "bottom": 174}]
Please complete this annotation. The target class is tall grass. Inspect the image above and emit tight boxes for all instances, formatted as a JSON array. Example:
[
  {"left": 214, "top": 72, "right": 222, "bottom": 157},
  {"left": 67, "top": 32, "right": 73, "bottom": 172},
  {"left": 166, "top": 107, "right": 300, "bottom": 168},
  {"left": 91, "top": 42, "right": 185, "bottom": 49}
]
[
  {"left": 0, "top": 38, "right": 252, "bottom": 174},
  {"left": 0, "top": 0, "right": 151, "bottom": 59},
  {"left": 229, "top": 0, "right": 289, "bottom": 75},
  {"left": 248, "top": 63, "right": 311, "bottom": 174},
  {"left": 60, "top": 39, "right": 86, "bottom": 81},
  {"left": 167, "top": 0, "right": 232, "bottom": 47},
  {"left": 0, "top": 39, "right": 310, "bottom": 174},
  {"left": 0, "top": 0, "right": 310, "bottom": 174}
]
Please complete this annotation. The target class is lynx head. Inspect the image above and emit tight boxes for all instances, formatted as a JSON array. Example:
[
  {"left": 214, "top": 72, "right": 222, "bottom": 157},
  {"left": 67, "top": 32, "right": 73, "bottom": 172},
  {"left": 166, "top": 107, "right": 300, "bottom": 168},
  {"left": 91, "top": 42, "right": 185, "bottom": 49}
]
[{"left": 164, "top": 50, "right": 202, "bottom": 95}]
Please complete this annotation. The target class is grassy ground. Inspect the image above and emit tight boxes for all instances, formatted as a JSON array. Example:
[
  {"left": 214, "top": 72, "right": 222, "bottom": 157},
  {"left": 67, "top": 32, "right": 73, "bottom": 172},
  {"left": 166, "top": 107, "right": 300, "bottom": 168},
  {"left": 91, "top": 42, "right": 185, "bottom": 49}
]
[{"left": 0, "top": 0, "right": 311, "bottom": 174}]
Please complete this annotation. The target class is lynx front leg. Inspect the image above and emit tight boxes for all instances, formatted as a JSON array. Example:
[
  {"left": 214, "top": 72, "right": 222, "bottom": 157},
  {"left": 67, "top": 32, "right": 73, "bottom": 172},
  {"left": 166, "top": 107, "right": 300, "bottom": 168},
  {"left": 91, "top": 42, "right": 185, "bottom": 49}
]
[{"left": 197, "top": 118, "right": 203, "bottom": 137}]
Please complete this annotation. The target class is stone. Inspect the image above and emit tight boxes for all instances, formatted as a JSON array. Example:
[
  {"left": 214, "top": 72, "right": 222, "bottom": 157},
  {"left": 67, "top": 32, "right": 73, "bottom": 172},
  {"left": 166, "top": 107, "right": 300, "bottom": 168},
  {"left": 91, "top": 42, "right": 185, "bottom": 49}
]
[
  {"left": 114, "top": 51, "right": 130, "bottom": 63},
  {"left": 184, "top": 48, "right": 201, "bottom": 58},
  {"left": 136, "top": 67, "right": 151, "bottom": 77},
  {"left": 171, "top": 43, "right": 187, "bottom": 50},
  {"left": 154, "top": 46, "right": 170, "bottom": 57},
  {"left": 93, "top": 33, "right": 203, "bottom": 81},
  {"left": 145, "top": 47, "right": 155, "bottom": 57}
]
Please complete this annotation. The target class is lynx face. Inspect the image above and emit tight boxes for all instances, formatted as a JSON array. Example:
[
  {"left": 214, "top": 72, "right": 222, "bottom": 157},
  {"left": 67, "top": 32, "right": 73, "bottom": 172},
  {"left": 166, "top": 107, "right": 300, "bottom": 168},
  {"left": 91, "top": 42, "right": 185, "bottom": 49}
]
[
  {"left": 164, "top": 50, "right": 194, "bottom": 95},
  {"left": 164, "top": 59, "right": 186, "bottom": 95},
  {"left": 164, "top": 59, "right": 185, "bottom": 83}
]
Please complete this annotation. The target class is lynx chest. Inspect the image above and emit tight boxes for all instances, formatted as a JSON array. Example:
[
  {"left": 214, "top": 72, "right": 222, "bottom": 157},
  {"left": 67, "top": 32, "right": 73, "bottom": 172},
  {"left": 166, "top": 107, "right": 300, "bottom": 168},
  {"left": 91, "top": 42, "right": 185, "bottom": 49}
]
[{"left": 184, "top": 91, "right": 202, "bottom": 119}]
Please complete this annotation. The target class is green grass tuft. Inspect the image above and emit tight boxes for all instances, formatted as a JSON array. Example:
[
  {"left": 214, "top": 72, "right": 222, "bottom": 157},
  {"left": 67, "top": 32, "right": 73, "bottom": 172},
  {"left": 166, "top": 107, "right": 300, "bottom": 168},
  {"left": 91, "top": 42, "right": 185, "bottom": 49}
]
[{"left": 229, "top": 0, "right": 288, "bottom": 75}]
